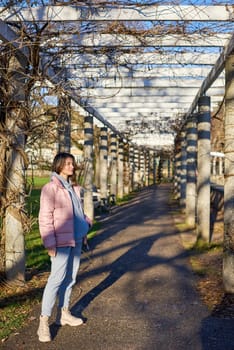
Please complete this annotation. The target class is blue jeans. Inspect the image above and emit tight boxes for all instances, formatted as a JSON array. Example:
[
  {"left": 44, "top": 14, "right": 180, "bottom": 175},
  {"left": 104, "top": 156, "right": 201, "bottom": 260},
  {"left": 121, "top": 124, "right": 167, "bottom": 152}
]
[{"left": 41, "top": 241, "right": 82, "bottom": 317}]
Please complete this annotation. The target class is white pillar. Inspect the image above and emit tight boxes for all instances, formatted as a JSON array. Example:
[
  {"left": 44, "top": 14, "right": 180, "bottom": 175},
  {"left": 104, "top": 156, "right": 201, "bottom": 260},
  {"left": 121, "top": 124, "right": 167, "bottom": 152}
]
[
  {"left": 83, "top": 114, "right": 94, "bottom": 221},
  {"left": 185, "top": 115, "right": 197, "bottom": 228},
  {"left": 117, "top": 138, "right": 124, "bottom": 199},
  {"left": 197, "top": 96, "right": 211, "bottom": 241},
  {"left": 99, "top": 126, "right": 108, "bottom": 200}
]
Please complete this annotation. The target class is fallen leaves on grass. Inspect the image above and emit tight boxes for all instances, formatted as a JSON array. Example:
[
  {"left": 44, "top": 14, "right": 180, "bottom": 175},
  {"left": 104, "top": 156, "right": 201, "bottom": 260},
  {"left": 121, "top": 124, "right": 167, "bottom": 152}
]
[{"left": 190, "top": 220, "right": 234, "bottom": 319}]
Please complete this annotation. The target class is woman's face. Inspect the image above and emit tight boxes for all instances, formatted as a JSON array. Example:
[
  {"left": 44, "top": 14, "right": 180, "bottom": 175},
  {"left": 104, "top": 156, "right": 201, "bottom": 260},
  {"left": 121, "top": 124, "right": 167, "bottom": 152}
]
[{"left": 59, "top": 157, "right": 74, "bottom": 179}]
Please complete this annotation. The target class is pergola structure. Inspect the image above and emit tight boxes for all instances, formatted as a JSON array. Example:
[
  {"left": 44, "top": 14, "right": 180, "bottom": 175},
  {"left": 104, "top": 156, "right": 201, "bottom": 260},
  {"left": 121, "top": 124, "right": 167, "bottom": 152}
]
[
  {"left": 0, "top": 2, "right": 233, "bottom": 151},
  {"left": 0, "top": 1, "right": 234, "bottom": 291}
]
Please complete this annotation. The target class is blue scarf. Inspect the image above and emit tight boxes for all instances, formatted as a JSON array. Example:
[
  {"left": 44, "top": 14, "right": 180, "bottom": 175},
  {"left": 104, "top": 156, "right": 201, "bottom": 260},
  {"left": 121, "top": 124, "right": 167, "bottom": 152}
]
[{"left": 52, "top": 172, "right": 89, "bottom": 240}]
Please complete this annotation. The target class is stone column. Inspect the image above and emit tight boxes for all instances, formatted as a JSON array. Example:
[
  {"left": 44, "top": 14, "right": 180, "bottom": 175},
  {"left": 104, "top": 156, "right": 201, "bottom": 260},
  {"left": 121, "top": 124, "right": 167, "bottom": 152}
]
[
  {"left": 148, "top": 151, "right": 152, "bottom": 186},
  {"left": 129, "top": 144, "right": 134, "bottom": 192},
  {"left": 185, "top": 115, "right": 197, "bottom": 228},
  {"left": 174, "top": 141, "right": 181, "bottom": 200},
  {"left": 58, "top": 95, "right": 71, "bottom": 153},
  {"left": 153, "top": 152, "right": 157, "bottom": 185},
  {"left": 223, "top": 53, "right": 234, "bottom": 293},
  {"left": 117, "top": 138, "right": 124, "bottom": 199},
  {"left": 135, "top": 147, "right": 141, "bottom": 189},
  {"left": 167, "top": 158, "right": 171, "bottom": 180},
  {"left": 219, "top": 156, "right": 223, "bottom": 176},
  {"left": 4, "top": 56, "right": 27, "bottom": 283},
  {"left": 212, "top": 156, "right": 216, "bottom": 176},
  {"left": 139, "top": 148, "right": 145, "bottom": 187},
  {"left": 180, "top": 130, "right": 187, "bottom": 209},
  {"left": 94, "top": 125, "right": 100, "bottom": 188},
  {"left": 197, "top": 95, "right": 211, "bottom": 241},
  {"left": 110, "top": 133, "right": 117, "bottom": 198},
  {"left": 134, "top": 147, "right": 140, "bottom": 190},
  {"left": 83, "top": 114, "right": 94, "bottom": 221},
  {"left": 99, "top": 126, "right": 108, "bottom": 201},
  {"left": 145, "top": 150, "right": 149, "bottom": 186},
  {"left": 123, "top": 142, "right": 130, "bottom": 195},
  {"left": 5, "top": 103, "right": 26, "bottom": 283}
]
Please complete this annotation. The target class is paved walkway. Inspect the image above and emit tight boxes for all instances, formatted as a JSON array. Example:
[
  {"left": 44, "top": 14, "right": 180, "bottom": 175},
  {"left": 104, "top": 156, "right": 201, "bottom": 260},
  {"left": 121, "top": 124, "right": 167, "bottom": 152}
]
[{"left": 2, "top": 184, "right": 234, "bottom": 350}]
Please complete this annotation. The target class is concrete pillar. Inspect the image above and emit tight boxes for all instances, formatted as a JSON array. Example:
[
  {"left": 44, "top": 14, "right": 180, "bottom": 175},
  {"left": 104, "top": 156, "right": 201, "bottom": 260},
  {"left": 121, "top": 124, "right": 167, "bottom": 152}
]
[
  {"left": 197, "top": 95, "right": 211, "bottom": 241},
  {"left": 167, "top": 158, "right": 170, "bottom": 180},
  {"left": 212, "top": 156, "right": 216, "bottom": 176},
  {"left": 58, "top": 95, "right": 71, "bottom": 152},
  {"left": 145, "top": 150, "right": 149, "bottom": 186},
  {"left": 83, "top": 114, "right": 94, "bottom": 221},
  {"left": 219, "top": 157, "right": 223, "bottom": 176},
  {"left": 4, "top": 56, "right": 26, "bottom": 283},
  {"left": 148, "top": 151, "right": 153, "bottom": 186},
  {"left": 110, "top": 133, "right": 117, "bottom": 198},
  {"left": 180, "top": 130, "right": 187, "bottom": 209},
  {"left": 94, "top": 126, "right": 100, "bottom": 188},
  {"left": 129, "top": 144, "right": 134, "bottom": 192},
  {"left": 117, "top": 138, "right": 124, "bottom": 199},
  {"left": 139, "top": 148, "right": 145, "bottom": 187},
  {"left": 5, "top": 103, "right": 26, "bottom": 283},
  {"left": 185, "top": 115, "right": 197, "bottom": 228},
  {"left": 123, "top": 142, "right": 130, "bottom": 195},
  {"left": 99, "top": 126, "right": 108, "bottom": 201},
  {"left": 134, "top": 147, "right": 140, "bottom": 190},
  {"left": 174, "top": 141, "right": 181, "bottom": 200},
  {"left": 223, "top": 53, "right": 234, "bottom": 293},
  {"left": 153, "top": 152, "right": 157, "bottom": 185}
]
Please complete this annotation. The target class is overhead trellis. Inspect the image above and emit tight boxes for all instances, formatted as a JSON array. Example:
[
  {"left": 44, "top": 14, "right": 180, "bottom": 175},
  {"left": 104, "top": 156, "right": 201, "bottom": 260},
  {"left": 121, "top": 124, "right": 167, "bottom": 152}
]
[{"left": 0, "top": 1, "right": 233, "bottom": 152}]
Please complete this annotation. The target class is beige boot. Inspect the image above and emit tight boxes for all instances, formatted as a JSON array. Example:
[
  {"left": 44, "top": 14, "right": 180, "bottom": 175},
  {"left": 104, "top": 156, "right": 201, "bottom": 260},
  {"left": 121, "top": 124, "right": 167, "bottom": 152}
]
[
  {"left": 37, "top": 315, "right": 51, "bottom": 342},
  {"left": 56, "top": 307, "right": 83, "bottom": 326}
]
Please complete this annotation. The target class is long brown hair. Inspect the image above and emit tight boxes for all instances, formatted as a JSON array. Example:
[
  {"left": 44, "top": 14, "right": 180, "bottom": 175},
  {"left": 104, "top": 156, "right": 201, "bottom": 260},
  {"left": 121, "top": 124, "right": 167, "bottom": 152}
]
[{"left": 52, "top": 152, "right": 78, "bottom": 184}]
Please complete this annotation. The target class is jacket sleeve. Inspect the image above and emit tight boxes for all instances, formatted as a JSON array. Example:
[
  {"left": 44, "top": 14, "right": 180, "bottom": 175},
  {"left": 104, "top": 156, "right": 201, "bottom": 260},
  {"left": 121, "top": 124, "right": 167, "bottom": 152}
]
[{"left": 39, "top": 184, "right": 57, "bottom": 249}]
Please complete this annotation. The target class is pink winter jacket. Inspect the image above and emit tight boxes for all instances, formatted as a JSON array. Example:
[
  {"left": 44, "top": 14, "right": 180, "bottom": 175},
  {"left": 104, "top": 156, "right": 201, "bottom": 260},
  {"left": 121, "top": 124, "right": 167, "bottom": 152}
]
[{"left": 39, "top": 176, "right": 87, "bottom": 249}]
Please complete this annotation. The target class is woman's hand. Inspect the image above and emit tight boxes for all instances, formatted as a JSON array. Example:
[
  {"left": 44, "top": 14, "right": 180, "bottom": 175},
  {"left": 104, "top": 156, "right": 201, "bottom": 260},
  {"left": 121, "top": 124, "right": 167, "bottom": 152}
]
[
  {"left": 48, "top": 248, "right": 56, "bottom": 257},
  {"left": 85, "top": 215, "right": 93, "bottom": 228}
]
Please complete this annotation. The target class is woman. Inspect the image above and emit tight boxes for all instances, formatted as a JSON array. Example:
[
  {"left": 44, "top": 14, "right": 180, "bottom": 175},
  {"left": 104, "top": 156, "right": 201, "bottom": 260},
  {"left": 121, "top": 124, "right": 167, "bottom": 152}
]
[{"left": 37, "top": 152, "right": 92, "bottom": 342}]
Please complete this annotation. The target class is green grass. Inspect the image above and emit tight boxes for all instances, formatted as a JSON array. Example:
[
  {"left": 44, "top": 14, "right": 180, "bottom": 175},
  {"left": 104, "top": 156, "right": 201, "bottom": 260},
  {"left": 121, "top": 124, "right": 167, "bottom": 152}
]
[
  {"left": 189, "top": 237, "right": 223, "bottom": 254},
  {"left": 116, "top": 192, "right": 137, "bottom": 205},
  {"left": 0, "top": 176, "right": 101, "bottom": 341}
]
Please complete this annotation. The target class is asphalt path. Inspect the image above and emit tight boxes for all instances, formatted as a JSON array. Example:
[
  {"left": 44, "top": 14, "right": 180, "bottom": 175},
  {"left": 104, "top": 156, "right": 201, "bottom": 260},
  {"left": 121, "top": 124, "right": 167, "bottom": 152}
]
[{"left": 1, "top": 184, "right": 234, "bottom": 350}]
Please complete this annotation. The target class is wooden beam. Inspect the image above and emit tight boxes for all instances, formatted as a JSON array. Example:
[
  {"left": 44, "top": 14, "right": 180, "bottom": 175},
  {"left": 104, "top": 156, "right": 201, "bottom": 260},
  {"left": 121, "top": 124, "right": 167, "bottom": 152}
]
[
  {"left": 89, "top": 104, "right": 220, "bottom": 117},
  {"left": 72, "top": 76, "right": 225, "bottom": 88},
  {"left": 68, "top": 66, "right": 217, "bottom": 79},
  {"left": 63, "top": 52, "right": 220, "bottom": 66},
  {"left": 87, "top": 95, "right": 223, "bottom": 105},
  {"left": 185, "top": 32, "right": 234, "bottom": 119},
  {"left": 0, "top": 20, "right": 122, "bottom": 136},
  {"left": 53, "top": 33, "right": 231, "bottom": 48},
  {"left": 1, "top": 5, "right": 233, "bottom": 22},
  {"left": 89, "top": 110, "right": 190, "bottom": 119},
  {"left": 90, "top": 104, "right": 193, "bottom": 111},
  {"left": 80, "top": 86, "right": 224, "bottom": 97}
]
